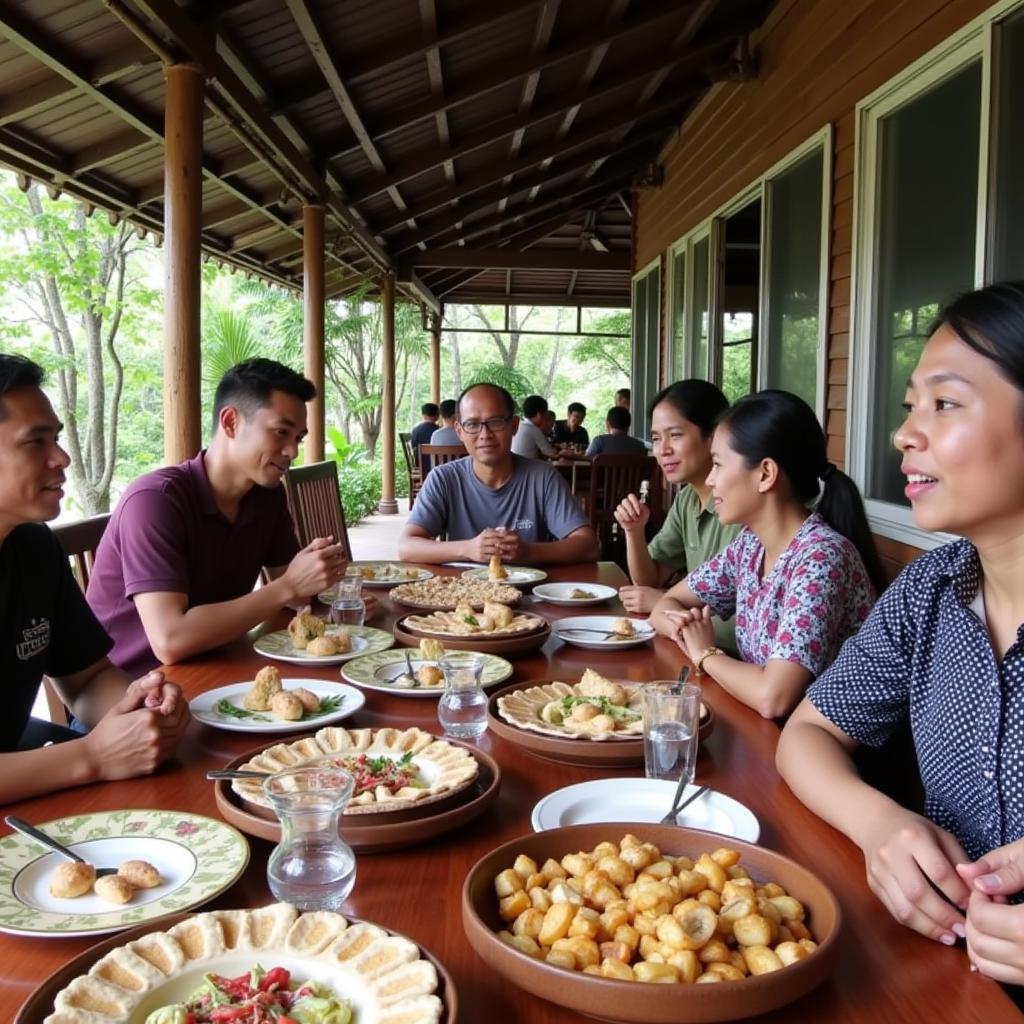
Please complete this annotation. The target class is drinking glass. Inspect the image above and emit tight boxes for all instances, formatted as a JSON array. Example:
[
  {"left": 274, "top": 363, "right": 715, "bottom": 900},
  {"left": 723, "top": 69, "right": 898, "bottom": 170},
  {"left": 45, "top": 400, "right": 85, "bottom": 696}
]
[
  {"left": 330, "top": 572, "right": 365, "bottom": 626},
  {"left": 264, "top": 763, "right": 356, "bottom": 910},
  {"left": 438, "top": 652, "right": 488, "bottom": 739},
  {"left": 642, "top": 681, "right": 702, "bottom": 784}
]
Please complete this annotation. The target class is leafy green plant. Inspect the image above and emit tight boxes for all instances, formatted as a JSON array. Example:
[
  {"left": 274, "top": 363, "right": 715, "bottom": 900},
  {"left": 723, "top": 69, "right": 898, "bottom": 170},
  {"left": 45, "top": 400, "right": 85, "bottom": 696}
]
[
  {"left": 463, "top": 363, "right": 536, "bottom": 408},
  {"left": 326, "top": 425, "right": 368, "bottom": 471}
]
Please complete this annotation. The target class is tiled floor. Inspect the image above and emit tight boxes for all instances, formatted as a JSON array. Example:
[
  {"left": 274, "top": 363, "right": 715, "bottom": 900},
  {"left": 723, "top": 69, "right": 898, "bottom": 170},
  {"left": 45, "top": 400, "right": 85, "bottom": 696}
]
[{"left": 347, "top": 497, "right": 411, "bottom": 561}]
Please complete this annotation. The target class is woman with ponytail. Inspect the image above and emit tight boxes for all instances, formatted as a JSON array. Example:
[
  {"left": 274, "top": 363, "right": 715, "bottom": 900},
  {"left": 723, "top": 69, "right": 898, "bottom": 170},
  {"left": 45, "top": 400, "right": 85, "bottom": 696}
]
[
  {"left": 650, "top": 388, "right": 881, "bottom": 720},
  {"left": 778, "top": 282, "right": 1024, "bottom": 984}
]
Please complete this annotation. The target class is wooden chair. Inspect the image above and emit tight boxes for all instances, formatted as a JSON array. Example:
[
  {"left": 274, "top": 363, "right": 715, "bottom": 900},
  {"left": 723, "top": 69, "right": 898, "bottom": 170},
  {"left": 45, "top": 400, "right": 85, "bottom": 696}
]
[
  {"left": 586, "top": 454, "right": 663, "bottom": 569},
  {"left": 46, "top": 513, "right": 111, "bottom": 723},
  {"left": 399, "top": 431, "right": 422, "bottom": 507},
  {"left": 283, "top": 460, "right": 353, "bottom": 558},
  {"left": 420, "top": 442, "right": 466, "bottom": 479}
]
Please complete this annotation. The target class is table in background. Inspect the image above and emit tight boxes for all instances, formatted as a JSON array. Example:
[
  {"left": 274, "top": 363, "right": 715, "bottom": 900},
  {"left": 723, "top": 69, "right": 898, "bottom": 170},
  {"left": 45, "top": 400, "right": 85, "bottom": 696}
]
[{"left": 1, "top": 562, "right": 1016, "bottom": 1023}]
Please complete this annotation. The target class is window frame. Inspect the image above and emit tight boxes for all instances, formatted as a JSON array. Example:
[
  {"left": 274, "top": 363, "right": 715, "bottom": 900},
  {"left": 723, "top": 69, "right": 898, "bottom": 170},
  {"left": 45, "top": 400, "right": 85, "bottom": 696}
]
[
  {"left": 847, "top": 0, "right": 1024, "bottom": 550},
  {"left": 631, "top": 256, "right": 661, "bottom": 439}
]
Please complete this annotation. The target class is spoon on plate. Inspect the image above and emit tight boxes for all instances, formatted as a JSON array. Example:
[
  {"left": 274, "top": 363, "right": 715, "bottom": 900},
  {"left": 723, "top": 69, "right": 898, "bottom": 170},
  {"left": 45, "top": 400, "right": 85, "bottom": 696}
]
[
  {"left": 4, "top": 815, "right": 118, "bottom": 877},
  {"left": 206, "top": 769, "right": 272, "bottom": 781}
]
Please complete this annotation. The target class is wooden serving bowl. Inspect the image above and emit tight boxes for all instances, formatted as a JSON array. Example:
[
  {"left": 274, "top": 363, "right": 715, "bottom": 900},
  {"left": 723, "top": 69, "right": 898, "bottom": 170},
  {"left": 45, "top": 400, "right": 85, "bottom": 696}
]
[
  {"left": 394, "top": 614, "right": 551, "bottom": 656},
  {"left": 462, "top": 823, "right": 841, "bottom": 1023}
]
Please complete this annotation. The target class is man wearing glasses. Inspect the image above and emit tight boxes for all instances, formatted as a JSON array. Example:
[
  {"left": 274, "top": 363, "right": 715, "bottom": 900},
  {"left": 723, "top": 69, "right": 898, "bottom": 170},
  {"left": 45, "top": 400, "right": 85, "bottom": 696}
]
[{"left": 399, "top": 384, "right": 598, "bottom": 565}]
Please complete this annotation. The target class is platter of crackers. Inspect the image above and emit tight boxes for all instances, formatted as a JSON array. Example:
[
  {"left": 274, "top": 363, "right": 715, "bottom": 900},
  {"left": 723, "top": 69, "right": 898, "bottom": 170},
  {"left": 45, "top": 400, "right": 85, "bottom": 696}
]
[{"left": 390, "top": 575, "right": 521, "bottom": 610}]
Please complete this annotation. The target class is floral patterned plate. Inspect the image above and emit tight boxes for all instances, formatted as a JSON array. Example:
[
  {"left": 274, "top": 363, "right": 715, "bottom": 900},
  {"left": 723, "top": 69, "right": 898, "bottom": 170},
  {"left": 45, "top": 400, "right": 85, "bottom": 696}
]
[
  {"left": 253, "top": 624, "right": 394, "bottom": 665},
  {"left": 0, "top": 810, "right": 249, "bottom": 937},
  {"left": 341, "top": 649, "right": 513, "bottom": 697}
]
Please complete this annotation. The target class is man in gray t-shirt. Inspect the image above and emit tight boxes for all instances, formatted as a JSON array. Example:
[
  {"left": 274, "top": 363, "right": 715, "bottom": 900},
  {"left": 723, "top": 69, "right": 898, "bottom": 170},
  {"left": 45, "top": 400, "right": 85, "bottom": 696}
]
[{"left": 399, "top": 384, "right": 598, "bottom": 566}]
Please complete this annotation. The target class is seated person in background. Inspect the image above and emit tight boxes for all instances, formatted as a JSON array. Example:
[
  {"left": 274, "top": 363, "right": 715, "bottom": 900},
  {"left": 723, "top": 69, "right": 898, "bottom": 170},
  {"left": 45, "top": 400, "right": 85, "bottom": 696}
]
[
  {"left": 512, "top": 395, "right": 557, "bottom": 459},
  {"left": 88, "top": 359, "right": 365, "bottom": 678},
  {"left": 586, "top": 406, "right": 647, "bottom": 456},
  {"left": 777, "top": 281, "right": 1024, "bottom": 982},
  {"left": 554, "top": 402, "right": 589, "bottom": 448},
  {"left": 615, "top": 387, "right": 631, "bottom": 410},
  {"left": 650, "top": 389, "right": 883, "bottom": 720},
  {"left": 409, "top": 402, "right": 440, "bottom": 451},
  {"left": 541, "top": 409, "right": 557, "bottom": 444},
  {"left": 399, "top": 383, "right": 599, "bottom": 566},
  {"left": 0, "top": 354, "right": 188, "bottom": 803},
  {"left": 419, "top": 399, "right": 462, "bottom": 478},
  {"left": 615, "top": 381, "right": 740, "bottom": 655}
]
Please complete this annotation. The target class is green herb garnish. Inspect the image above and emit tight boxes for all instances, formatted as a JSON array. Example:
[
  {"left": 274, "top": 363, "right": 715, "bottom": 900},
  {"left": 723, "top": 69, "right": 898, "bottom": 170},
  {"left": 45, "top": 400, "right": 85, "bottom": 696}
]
[
  {"left": 302, "top": 694, "right": 344, "bottom": 719},
  {"left": 558, "top": 695, "right": 641, "bottom": 721},
  {"left": 462, "top": 614, "right": 479, "bottom": 626},
  {"left": 215, "top": 699, "right": 270, "bottom": 722}
]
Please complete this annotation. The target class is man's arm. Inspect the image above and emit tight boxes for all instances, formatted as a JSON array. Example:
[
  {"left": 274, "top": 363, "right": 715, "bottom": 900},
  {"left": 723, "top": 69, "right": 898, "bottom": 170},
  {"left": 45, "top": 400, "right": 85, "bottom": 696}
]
[{"left": 399, "top": 523, "right": 490, "bottom": 564}]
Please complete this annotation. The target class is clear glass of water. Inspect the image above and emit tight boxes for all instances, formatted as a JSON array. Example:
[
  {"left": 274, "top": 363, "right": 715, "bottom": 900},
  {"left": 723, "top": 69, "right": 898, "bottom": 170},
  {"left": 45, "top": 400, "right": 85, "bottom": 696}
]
[
  {"left": 330, "top": 573, "right": 365, "bottom": 626},
  {"left": 438, "top": 652, "right": 488, "bottom": 740},
  {"left": 263, "top": 764, "right": 356, "bottom": 911},
  {"left": 642, "top": 681, "right": 702, "bottom": 785}
]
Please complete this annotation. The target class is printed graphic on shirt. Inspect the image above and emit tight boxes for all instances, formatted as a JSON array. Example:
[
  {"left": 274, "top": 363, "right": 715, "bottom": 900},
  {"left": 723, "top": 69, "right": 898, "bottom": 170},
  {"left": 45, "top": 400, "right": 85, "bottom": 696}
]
[
  {"left": 16, "top": 617, "right": 50, "bottom": 660},
  {"left": 514, "top": 518, "right": 535, "bottom": 532}
]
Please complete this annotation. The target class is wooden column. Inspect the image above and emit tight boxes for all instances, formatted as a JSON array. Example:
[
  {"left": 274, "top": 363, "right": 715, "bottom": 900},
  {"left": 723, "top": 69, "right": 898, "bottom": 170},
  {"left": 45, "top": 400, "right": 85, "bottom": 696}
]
[
  {"left": 429, "top": 311, "right": 442, "bottom": 404},
  {"left": 378, "top": 272, "right": 399, "bottom": 514},
  {"left": 303, "top": 204, "right": 326, "bottom": 463},
  {"left": 163, "top": 63, "right": 205, "bottom": 464}
]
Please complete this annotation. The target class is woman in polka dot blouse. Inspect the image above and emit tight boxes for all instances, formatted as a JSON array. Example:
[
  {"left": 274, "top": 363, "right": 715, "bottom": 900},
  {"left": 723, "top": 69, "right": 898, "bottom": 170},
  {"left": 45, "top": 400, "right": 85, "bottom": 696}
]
[
  {"left": 649, "top": 389, "right": 884, "bottom": 719},
  {"left": 777, "top": 281, "right": 1024, "bottom": 985}
]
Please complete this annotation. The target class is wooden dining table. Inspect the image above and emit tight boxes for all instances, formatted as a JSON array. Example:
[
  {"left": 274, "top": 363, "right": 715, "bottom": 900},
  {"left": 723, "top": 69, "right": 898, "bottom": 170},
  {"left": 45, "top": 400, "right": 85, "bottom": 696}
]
[{"left": 2, "top": 561, "right": 1019, "bottom": 1023}]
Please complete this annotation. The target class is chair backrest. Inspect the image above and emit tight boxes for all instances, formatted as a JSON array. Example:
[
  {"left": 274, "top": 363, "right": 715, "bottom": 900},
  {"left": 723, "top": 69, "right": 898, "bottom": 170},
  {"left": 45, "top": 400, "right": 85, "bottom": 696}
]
[
  {"left": 420, "top": 443, "right": 466, "bottom": 477},
  {"left": 398, "top": 432, "right": 416, "bottom": 475},
  {"left": 587, "top": 454, "right": 663, "bottom": 567},
  {"left": 51, "top": 513, "right": 111, "bottom": 592},
  {"left": 283, "top": 461, "right": 352, "bottom": 558}
]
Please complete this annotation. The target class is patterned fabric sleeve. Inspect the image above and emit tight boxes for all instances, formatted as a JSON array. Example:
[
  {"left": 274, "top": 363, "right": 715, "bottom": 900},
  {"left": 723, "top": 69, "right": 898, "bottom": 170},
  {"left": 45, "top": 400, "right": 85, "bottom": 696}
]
[
  {"left": 806, "top": 569, "right": 914, "bottom": 747},
  {"left": 686, "top": 534, "right": 742, "bottom": 619}
]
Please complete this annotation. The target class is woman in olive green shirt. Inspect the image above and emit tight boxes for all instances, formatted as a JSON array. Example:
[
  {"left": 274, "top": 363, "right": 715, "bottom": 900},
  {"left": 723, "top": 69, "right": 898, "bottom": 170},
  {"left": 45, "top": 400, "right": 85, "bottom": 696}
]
[{"left": 614, "top": 380, "right": 741, "bottom": 647}]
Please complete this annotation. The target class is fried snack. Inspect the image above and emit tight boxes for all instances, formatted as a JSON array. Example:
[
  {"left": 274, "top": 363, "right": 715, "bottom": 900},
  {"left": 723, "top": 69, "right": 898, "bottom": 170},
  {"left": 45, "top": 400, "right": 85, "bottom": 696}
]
[
  {"left": 244, "top": 664, "right": 283, "bottom": 711},
  {"left": 612, "top": 618, "right": 637, "bottom": 638},
  {"left": 290, "top": 687, "right": 321, "bottom": 713},
  {"left": 49, "top": 861, "right": 96, "bottom": 898},
  {"left": 492, "top": 835, "right": 818, "bottom": 986},
  {"left": 416, "top": 665, "right": 445, "bottom": 686},
  {"left": 577, "top": 668, "right": 627, "bottom": 706},
  {"left": 95, "top": 875, "right": 135, "bottom": 905},
  {"left": 271, "top": 690, "right": 304, "bottom": 721},
  {"left": 306, "top": 630, "right": 352, "bottom": 656},
  {"left": 118, "top": 860, "right": 161, "bottom": 889},
  {"left": 570, "top": 588, "right": 596, "bottom": 599},
  {"left": 489, "top": 554, "right": 508, "bottom": 580},
  {"left": 288, "top": 609, "right": 325, "bottom": 650},
  {"left": 483, "top": 600, "right": 514, "bottom": 628},
  {"left": 419, "top": 637, "right": 445, "bottom": 661}
]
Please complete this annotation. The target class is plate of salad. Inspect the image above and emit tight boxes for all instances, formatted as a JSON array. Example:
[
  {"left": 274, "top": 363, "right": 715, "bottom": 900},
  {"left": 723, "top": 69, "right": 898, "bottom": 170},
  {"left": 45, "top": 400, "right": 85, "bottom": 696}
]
[{"left": 190, "top": 679, "right": 365, "bottom": 734}]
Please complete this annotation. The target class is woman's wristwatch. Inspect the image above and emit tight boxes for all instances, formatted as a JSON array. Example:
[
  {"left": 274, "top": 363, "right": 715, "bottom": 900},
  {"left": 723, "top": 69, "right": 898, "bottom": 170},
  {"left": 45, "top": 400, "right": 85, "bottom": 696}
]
[{"left": 695, "top": 645, "right": 724, "bottom": 673}]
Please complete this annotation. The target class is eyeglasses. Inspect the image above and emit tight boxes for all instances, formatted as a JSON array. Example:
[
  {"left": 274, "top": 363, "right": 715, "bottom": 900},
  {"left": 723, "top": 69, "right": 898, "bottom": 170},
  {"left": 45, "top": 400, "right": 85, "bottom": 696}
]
[{"left": 459, "top": 415, "right": 514, "bottom": 434}]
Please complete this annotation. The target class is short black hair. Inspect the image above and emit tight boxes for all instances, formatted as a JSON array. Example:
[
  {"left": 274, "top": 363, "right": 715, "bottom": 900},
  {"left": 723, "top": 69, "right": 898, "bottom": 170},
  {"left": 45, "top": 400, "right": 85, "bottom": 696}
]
[
  {"left": 522, "top": 395, "right": 549, "bottom": 419},
  {"left": 421, "top": 402, "right": 440, "bottom": 417},
  {"left": 606, "top": 405, "right": 631, "bottom": 431},
  {"left": 649, "top": 379, "right": 729, "bottom": 436},
  {"left": 616, "top": 388, "right": 630, "bottom": 402},
  {"left": 439, "top": 399, "right": 457, "bottom": 419},
  {"left": 0, "top": 354, "right": 45, "bottom": 420},
  {"left": 457, "top": 382, "right": 516, "bottom": 418},
  {"left": 567, "top": 402, "right": 586, "bottom": 416},
  {"left": 213, "top": 358, "right": 315, "bottom": 431}
]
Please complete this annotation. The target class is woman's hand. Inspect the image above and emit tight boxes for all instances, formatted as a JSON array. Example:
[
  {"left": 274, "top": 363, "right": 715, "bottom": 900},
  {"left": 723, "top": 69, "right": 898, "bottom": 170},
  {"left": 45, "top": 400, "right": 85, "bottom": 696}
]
[
  {"left": 619, "top": 585, "right": 663, "bottom": 614},
  {"left": 665, "top": 605, "right": 715, "bottom": 663},
  {"left": 613, "top": 494, "right": 650, "bottom": 535}
]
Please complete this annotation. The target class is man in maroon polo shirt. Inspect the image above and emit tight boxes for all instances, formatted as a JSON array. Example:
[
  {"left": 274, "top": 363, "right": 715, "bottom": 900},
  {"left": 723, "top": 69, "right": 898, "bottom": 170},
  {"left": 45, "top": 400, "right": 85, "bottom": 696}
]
[{"left": 88, "top": 359, "right": 351, "bottom": 676}]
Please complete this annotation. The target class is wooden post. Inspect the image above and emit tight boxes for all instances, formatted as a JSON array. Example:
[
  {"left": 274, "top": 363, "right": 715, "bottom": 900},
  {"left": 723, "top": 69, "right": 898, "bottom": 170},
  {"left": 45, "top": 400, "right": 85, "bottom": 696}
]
[
  {"left": 429, "top": 311, "right": 442, "bottom": 404},
  {"left": 163, "top": 63, "right": 205, "bottom": 464},
  {"left": 303, "top": 203, "right": 326, "bottom": 463},
  {"left": 378, "top": 272, "right": 399, "bottom": 514}
]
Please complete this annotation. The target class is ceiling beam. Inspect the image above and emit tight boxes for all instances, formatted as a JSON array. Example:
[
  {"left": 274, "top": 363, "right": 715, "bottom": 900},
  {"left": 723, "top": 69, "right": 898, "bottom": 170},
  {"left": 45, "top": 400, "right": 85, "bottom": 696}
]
[
  {"left": 442, "top": 291, "right": 628, "bottom": 309},
  {"left": 71, "top": 128, "right": 153, "bottom": 173},
  {"left": 405, "top": 249, "right": 630, "bottom": 271},
  {"left": 419, "top": 0, "right": 455, "bottom": 188}
]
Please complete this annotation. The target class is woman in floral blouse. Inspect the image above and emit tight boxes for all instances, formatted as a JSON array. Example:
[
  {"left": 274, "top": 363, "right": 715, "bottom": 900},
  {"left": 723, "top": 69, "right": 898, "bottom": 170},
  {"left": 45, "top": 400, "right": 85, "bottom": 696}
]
[
  {"left": 778, "top": 281, "right": 1024, "bottom": 985},
  {"left": 650, "top": 388, "right": 883, "bottom": 719}
]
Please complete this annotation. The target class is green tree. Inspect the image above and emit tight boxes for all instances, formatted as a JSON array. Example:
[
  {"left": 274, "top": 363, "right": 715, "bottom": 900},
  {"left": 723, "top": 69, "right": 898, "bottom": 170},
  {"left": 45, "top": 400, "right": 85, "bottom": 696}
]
[
  {"left": 574, "top": 309, "right": 631, "bottom": 377},
  {"left": 463, "top": 363, "right": 536, "bottom": 408}
]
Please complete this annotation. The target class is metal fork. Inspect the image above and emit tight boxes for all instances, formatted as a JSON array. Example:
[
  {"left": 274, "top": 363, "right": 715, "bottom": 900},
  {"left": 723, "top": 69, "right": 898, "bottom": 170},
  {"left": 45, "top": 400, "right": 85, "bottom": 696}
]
[
  {"left": 659, "top": 784, "right": 710, "bottom": 825},
  {"left": 5, "top": 815, "right": 119, "bottom": 876}
]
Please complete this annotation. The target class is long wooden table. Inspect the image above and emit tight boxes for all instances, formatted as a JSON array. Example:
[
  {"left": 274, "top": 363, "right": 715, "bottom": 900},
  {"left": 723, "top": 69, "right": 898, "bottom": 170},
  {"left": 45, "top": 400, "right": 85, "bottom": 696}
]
[{"left": 2, "top": 562, "right": 1018, "bottom": 1022}]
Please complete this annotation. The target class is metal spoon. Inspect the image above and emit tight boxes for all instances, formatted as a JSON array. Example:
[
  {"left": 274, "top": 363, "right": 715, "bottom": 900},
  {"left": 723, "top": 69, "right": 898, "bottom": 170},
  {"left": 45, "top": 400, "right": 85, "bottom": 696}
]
[
  {"left": 206, "top": 769, "right": 272, "bottom": 781},
  {"left": 4, "top": 815, "right": 118, "bottom": 876},
  {"left": 659, "top": 784, "right": 710, "bottom": 826}
]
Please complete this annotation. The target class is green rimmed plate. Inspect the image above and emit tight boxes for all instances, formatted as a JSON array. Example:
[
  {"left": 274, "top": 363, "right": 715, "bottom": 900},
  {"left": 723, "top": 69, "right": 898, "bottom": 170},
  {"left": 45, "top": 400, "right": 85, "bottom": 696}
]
[
  {"left": 342, "top": 649, "right": 513, "bottom": 697},
  {"left": 0, "top": 810, "right": 249, "bottom": 937},
  {"left": 253, "top": 624, "right": 394, "bottom": 665},
  {"left": 461, "top": 565, "right": 547, "bottom": 585}
]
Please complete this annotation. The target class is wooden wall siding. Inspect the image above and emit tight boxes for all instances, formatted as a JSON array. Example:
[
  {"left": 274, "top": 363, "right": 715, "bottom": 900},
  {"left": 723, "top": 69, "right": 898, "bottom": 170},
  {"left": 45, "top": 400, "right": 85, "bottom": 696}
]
[{"left": 634, "top": 0, "right": 996, "bottom": 571}]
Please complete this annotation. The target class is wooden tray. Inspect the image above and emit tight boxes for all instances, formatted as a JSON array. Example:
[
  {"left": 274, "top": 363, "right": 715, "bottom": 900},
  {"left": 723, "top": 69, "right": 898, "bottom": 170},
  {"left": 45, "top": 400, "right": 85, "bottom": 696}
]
[
  {"left": 214, "top": 739, "right": 501, "bottom": 853},
  {"left": 394, "top": 614, "right": 551, "bottom": 656},
  {"left": 486, "top": 680, "right": 715, "bottom": 767},
  {"left": 17, "top": 912, "right": 459, "bottom": 1024}
]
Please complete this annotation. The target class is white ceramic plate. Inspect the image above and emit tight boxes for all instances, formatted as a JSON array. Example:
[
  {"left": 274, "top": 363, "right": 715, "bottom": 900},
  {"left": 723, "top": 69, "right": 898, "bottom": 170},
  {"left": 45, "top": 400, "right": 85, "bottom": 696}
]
[
  {"left": 341, "top": 650, "right": 513, "bottom": 698},
  {"left": 461, "top": 565, "right": 548, "bottom": 585},
  {"left": 319, "top": 562, "right": 433, "bottom": 594},
  {"left": 551, "top": 615, "right": 656, "bottom": 650},
  {"left": 253, "top": 624, "right": 393, "bottom": 665},
  {"left": 0, "top": 810, "right": 248, "bottom": 937},
  {"left": 532, "top": 582, "right": 617, "bottom": 607},
  {"left": 531, "top": 779, "right": 760, "bottom": 842},
  {"left": 190, "top": 680, "right": 365, "bottom": 733}
]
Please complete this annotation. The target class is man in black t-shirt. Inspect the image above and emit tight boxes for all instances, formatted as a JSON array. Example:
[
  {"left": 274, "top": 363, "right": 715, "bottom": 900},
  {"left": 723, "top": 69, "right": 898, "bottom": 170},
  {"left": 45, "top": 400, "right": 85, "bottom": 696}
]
[
  {"left": 0, "top": 355, "right": 188, "bottom": 803},
  {"left": 554, "top": 401, "right": 590, "bottom": 447},
  {"left": 409, "top": 402, "right": 440, "bottom": 451}
]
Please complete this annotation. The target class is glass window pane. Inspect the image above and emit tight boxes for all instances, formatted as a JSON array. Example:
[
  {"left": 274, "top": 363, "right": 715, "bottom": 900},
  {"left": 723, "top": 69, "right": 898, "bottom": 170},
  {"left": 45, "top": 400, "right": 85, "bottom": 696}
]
[
  {"left": 765, "top": 148, "right": 824, "bottom": 407},
  {"left": 631, "top": 274, "right": 648, "bottom": 419},
  {"left": 643, "top": 269, "right": 660, "bottom": 438},
  {"left": 869, "top": 60, "right": 981, "bottom": 505},
  {"left": 690, "top": 236, "right": 710, "bottom": 379},
  {"left": 671, "top": 248, "right": 686, "bottom": 378},
  {"left": 992, "top": 9, "right": 1024, "bottom": 279},
  {"left": 720, "top": 199, "right": 761, "bottom": 402}
]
